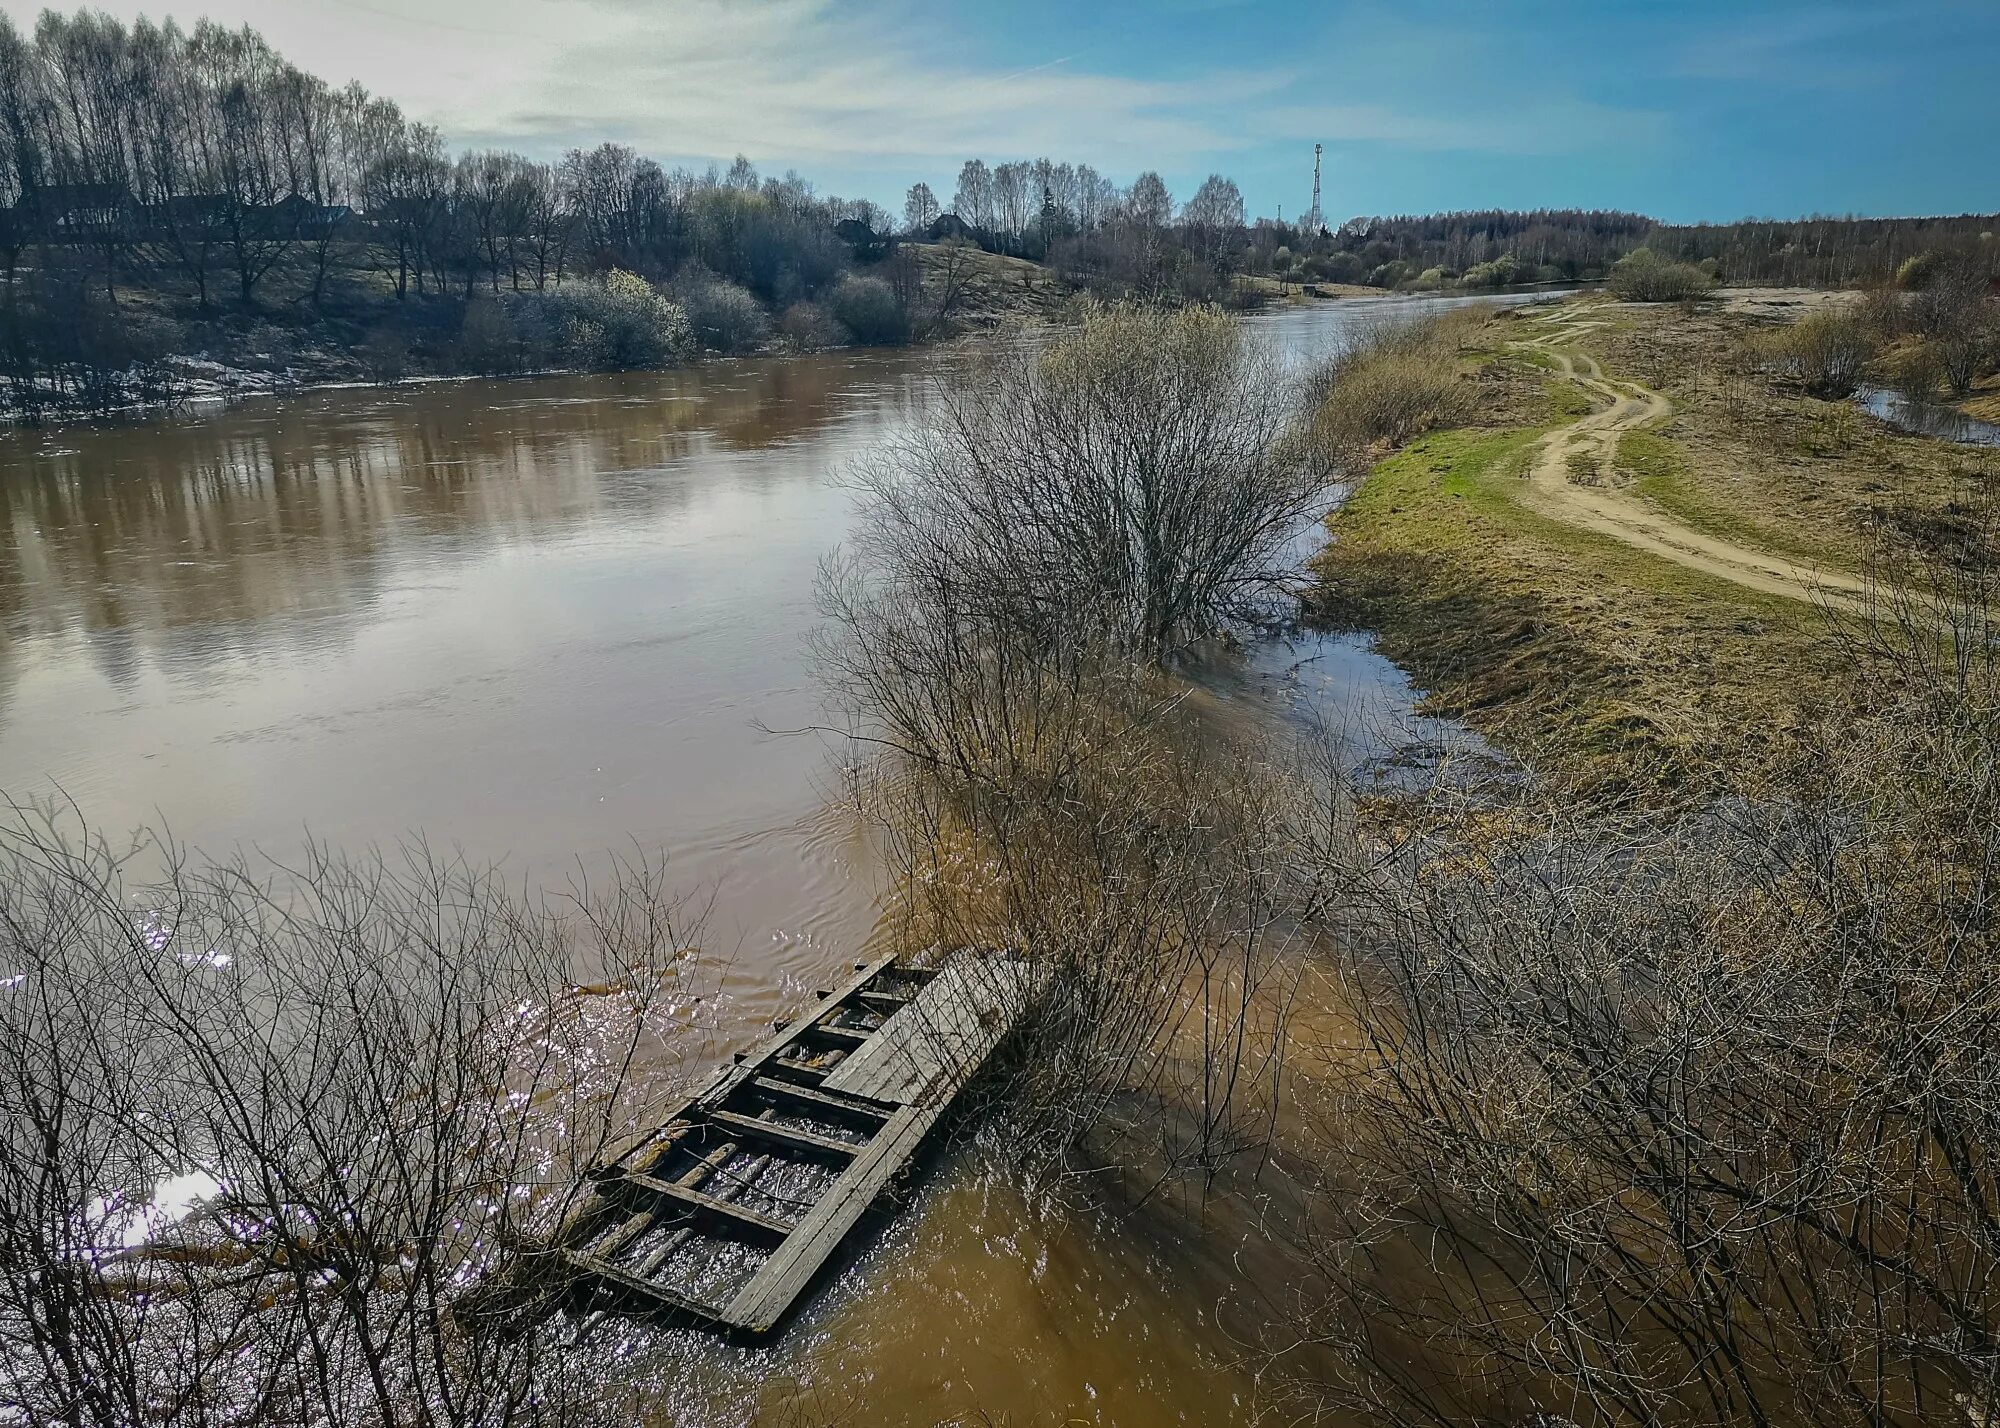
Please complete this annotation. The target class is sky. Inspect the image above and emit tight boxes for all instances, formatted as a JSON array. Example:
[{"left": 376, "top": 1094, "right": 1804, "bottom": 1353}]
[{"left": 5, "top": 0, "right": 1994, "bottom": 225}]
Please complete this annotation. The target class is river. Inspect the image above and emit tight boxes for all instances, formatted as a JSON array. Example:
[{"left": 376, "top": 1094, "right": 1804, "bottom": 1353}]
[{"left": 0, "top": 291, "right": 1540, "bottom": 1425}]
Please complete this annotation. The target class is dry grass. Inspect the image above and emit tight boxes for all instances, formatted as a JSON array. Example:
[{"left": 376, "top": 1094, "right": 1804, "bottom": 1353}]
[
  {"left": 1587, "top": 300, "right": 2000, "bottom": 569},
  {"left": 1306, "top": 297, "right": 2000, "bottom": 793},
  {"left": 1307, "top": 423, "right": 1834, "bottom": 794},
  {"left": 1305, "top": 308, "right": 1496, "bottom": 460}
]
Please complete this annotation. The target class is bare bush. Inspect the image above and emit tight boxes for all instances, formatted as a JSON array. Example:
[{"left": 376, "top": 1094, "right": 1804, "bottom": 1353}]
[
  {"left": 815, "top": 301, "right": 1338, "bottom": 1184},
  {"left": 1910, "top": 260, "right": 1998, "bottom": 396},
  {"left": 553, "top": 270, "right": 692, "bottom": 370},
  {"left": 778, "top": 301, "right": 846, "bottom": 352},
  {"left": 827, "top": 648, "right": 1307, "bottom": 1182},
  {"left": 678, "top": 276, "right": 772, "bottom": 355},
  {"left": 839, "top": 301, "right": 1331, "bottom": 662},
  {"left": 0, "top": 812, "right": 697, "bottom": 1427},
  {"left": 1304, "top": 311, "right": 1484, "bottom": 461},
  {"left": 1763, "top": 309, "right": 1882, "bottom": 398},
  {"left": 1608, "top": 248, "right": 1716, "bottom": 304},
  {"left": 827, "top": 275, "right": 909, "bottom": 346}
]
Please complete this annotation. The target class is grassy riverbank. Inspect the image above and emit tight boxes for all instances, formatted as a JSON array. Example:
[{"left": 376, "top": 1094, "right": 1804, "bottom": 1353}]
[{"left": 1309, "top": 293, "right": 2000, "bottom": 792}]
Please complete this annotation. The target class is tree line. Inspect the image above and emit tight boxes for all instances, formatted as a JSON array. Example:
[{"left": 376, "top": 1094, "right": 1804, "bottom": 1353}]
[
  {"left": 1252, "top": 207, "right": 1998, "bottom": 291},
  {"left": 0, "top": 10, "right": 892, "bottom": 310}
]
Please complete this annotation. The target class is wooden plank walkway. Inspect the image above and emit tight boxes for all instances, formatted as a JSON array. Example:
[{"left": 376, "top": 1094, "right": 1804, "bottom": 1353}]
[{"left": 484, "top": 949, "right": 1032, "bottom": 1339}]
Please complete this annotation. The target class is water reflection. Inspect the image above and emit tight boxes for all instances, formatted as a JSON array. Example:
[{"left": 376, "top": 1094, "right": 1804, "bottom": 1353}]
[
  {"left": 0, "top": 353, "right": 939, "bottom": 660},
  {"left": 1856, "top": 385, "right": 2000, "bottom": 447},
  {"left": 0, "top": 349, "right": 956, "bottom": 1017}
]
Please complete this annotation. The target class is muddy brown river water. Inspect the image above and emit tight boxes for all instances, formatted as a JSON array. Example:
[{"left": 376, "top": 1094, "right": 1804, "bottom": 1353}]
[{"left": 0, "top": 293, "right": 1543, "bottom": 1425}]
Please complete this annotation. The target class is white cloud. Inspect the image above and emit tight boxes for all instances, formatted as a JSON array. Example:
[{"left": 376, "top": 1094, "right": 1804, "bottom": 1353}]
[{"left": 456, "top": 0, "right": 1284, "bottom": 168}]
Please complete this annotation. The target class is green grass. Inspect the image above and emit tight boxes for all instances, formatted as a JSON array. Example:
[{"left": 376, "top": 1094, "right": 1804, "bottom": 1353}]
[
  {"left": 1542, "top": 374, "right": 1599, "bottom": 419},
  {"left": 1345, "top": 425, "right": 1797, "bottom": 607},
  {"left": 1613, "top": 427, "right": 1865, "bottom": 576},
  {"left": 1316, "top": 420, "right": 1830, "bottom": 793}
]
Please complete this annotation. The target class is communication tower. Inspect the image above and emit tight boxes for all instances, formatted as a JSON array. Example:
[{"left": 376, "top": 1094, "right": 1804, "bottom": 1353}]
[{"left": 1307, "top": 143, "right": 1323, "bottom": 235}]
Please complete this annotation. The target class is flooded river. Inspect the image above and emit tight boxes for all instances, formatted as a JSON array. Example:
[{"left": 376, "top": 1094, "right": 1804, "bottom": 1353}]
[{"left": 0, "top": 292, "right": 1536, "bottom": 1425}]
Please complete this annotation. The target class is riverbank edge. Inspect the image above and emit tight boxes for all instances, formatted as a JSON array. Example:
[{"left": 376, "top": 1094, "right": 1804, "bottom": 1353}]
[{"left": 2, "top": 266, "right": 1586, "bottom": 429}]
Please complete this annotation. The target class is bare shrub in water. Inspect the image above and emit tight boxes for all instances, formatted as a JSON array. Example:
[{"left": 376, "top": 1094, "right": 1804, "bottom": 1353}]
[
  {"left": 0, "top": 811, "right": 698, "bottom": 1427},
  {"left": 818, "top": 303, "right": 1339, "bottom": 1180},
  {"left": 828, "top": 632, "right": 1311, "bottom": 1181},
  {"left": 1274, "top": 545, "right": 2000, "bottom": 1428},
  {"left": 844, "top": 301, "right": 1332, "bottom": 663}
]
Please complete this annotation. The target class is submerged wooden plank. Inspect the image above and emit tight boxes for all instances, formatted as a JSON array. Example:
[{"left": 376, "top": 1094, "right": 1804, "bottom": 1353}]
[
  {"left": 742, "top": 1075, "right": 895, "bottom": 1128},
  {"left": 685, "top": 953, "right": 899, "bottom": 1116},
  {"left": 706, "top": 1110, "right": 858, "bottom": 1164},
  {"left": 615, "top": 1171, "right": 793, "bottom": 1244},
  {"left": 721, "top": 957, "right": 1035, "bottom": 1336},
  {"left": 801, "top": 1022, "right": 871, "bottom": 1050},
  {"left": 821, "top": 957, "right": 1033, "bottom": 1107},
  {"left": 720, "top": 1100, "right": 944, "bottom": 1334},
  {"left": 523, "top": 949, "right": 1038, "bottom": 1341},
  {"left": 561, "top": 1250, "right": 725, "bottom": 1326}
]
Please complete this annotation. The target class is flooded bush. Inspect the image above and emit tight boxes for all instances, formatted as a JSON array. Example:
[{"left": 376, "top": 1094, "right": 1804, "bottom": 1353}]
[
  {"left": 778, "top": 300, "right": 846, "bottom": 352},
  {"left": 1276, "top": 554, "right": 2000, "bottom": 1428},
  {"left": 817, "top": 301, "right": 1338, "bottom": 1179},
  {"left": 554, "top": 269, "right": 693, "bottom": 370},
  {"left": 0, "top": 271, "right": 187, "bottom": 420},
  {"left": 0, "top": 813, "right": 700, "bottom": 1426},
  {"left": 457, "top": 297, "right": 524, "bottom": 373},
  {"left": 835, "top": 301, "right": 1329, "bottom": 660},
  {"left": 678, "top": 276, "right": 771, "bottom": 354},
  {"left": 360, "top": 323, "right": 413, "bottom": 383}
]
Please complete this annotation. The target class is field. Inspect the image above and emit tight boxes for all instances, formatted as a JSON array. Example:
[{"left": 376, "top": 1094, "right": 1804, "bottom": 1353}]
[{"left": 1310, "top": 293, "right": 2000, "bottom": 793}]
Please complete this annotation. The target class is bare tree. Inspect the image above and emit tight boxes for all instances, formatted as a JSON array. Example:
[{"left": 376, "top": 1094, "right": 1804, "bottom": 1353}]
[
  {"left": 1180, "top": 173, "right": 1244, "bottom": 270},
  {"left": 1125, "top": 171, "right": 1172, "bottom": 230},
  {"left": 991, "top": 160, "right": 1031, "bottom": 250},
  {"left": 0, "top": 809, "right": 701, "bottom": 1427},
  {"left": 902, "top": 180, "right": 939, "bottom": 236},
  {"left": 952, "top": 158, "right": 994, "bottom": 235}
]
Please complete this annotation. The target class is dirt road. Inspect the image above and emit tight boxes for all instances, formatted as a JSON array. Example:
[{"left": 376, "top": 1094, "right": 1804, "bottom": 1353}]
[{"left": 1511, "top": 306, "right": 1877, "bottom": 611}]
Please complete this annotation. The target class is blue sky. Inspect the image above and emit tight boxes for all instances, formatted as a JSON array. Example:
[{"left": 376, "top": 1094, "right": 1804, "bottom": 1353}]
[{"left": 8, "top": 0, "right": 1994, "bottom": 222}]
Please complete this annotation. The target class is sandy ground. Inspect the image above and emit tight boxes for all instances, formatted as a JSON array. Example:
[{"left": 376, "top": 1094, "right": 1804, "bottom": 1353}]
[{"left": 1509, "top": 304, "right": 1884, "bottom": 612}]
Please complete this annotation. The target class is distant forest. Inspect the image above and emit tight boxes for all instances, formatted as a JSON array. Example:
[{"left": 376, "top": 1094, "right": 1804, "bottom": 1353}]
[
  {"left": 1255, "top": 209, "right": 1999, "bottom": 291},
  {"left": 0, "top": 5, "right": 1992, "bottom": 417}
]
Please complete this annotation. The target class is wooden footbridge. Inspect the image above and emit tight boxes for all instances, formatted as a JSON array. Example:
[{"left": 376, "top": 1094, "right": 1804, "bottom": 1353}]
[{"left": 490, "top": 950, "right": 1034, "bottom": 1340}]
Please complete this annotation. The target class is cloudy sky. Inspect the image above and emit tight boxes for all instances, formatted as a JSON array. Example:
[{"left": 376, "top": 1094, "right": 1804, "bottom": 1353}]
[{"left": 5, "top": 0, "right": 1993, "bottom": 223}]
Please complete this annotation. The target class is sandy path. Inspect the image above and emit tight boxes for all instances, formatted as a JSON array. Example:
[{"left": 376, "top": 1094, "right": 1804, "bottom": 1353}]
[{"left": 1510, "top": 307, "right": 1876, "bottom": 611}]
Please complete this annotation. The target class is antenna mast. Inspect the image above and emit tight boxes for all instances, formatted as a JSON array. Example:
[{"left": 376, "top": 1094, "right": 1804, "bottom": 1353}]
[{"left": 1308, "top": 143, "right": 1323, "bottom": 234}]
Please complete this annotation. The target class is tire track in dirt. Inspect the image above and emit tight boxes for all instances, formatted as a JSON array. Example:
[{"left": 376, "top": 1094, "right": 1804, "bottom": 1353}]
[{"left": 1509, "top": 307, "right": 1876, "bottom": 611}]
